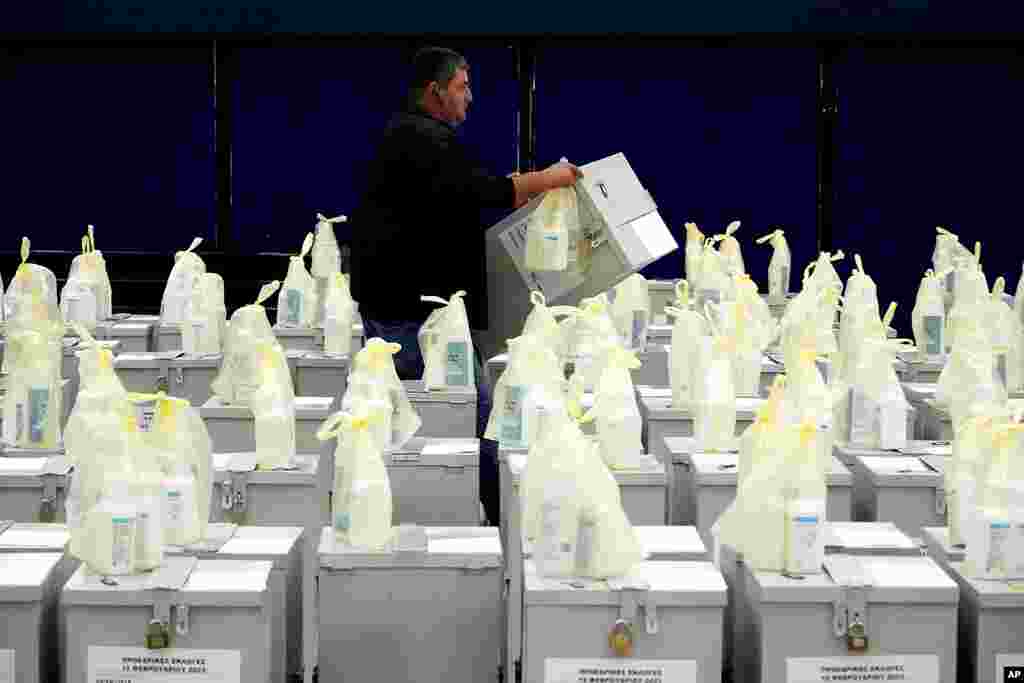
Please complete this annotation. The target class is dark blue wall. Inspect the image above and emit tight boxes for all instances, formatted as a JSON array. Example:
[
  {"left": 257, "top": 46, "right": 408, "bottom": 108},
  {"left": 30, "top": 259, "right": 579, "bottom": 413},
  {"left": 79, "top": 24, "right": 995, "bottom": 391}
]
[
  {"left": 230, "top": 41, "right": 517, "bottom": 254},
  {"left": 834, "top": 46, "right": 1024, "bottom": 334},
  {"left": 534, "top": 43, "right": 819, "bottom": 288},
  {"left": 0, "top": 44, "right": 215, "bottom": 256}
]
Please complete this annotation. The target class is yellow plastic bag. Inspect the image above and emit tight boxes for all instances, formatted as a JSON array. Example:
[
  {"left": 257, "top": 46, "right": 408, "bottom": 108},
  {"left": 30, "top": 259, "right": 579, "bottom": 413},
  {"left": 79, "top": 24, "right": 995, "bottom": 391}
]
[
  {"left": 693, "top": 306, "right": 737, "bottom": 452},
  {"left": 182, "top": 272, "right": 227, "bottom": 356},
  {"left": 5, "top": 237, "right": 61, "bottom": 329},
  {"left": 278, "top": 232, "right": 318, "bottom": 328},
  {"left": 419, "top": 290, "right": 475, "bottom": 390},
  {"left": 713, "top": 220, "right": 745, "bottom": 278},
  {"left": 666, "top": 281, "right": 709, "bottom": 409},
  {"left": 160, "top": 237, "right": 206, "bottom": 325},
  {"left": 525, "top": 187, "right": 577, "bottom": 272},
  {"left": 323, "top": 272, "right": 356, "bottom": 356},
  {"left": 912, "top": 269, "right": 948, "bottom": 359},
  {"left": 318, "top": 399, "right": 393, "bottom": 550},
  {"left": 757, "top": 228, "right": 792, "bottom": 302},
  {"left": 61, "top": 228, "right": 112, "bottom": 330},
  {"left": 344, "top": 338, "right": 422, "bottom": 452},
  {"left": 683, "top": 222, "right": 706, "bottom": 289},
  {"left": 609, "top": 273, "right": 651, "bottom": 352},
  {"left": 581, "top": 346, "right": 645, "bottom": 470},
  {"left": 2, "top": 327, "right": 63, "bottom": 449},
  {"left": 213, "top": 281, "right": 287, "bottom": 407},
  {"left": 484, "top": 333, "right": 563, "bottom": 450},
  {"left": 564, "top": 294, "right": 621, "bottom": 392}
]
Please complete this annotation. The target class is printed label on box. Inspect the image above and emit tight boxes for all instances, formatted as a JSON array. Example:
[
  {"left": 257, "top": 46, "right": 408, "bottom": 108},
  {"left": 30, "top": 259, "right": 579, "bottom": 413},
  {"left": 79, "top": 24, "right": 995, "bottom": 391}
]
[
  {"left": 88, "top": 647, "right": 240, "bottom": 683},
  {"left": 544, "top": 658, "right": 696, "bottom": 683},
  {"left": 786, "top": 655, "right": 939, "bottom": 682}
]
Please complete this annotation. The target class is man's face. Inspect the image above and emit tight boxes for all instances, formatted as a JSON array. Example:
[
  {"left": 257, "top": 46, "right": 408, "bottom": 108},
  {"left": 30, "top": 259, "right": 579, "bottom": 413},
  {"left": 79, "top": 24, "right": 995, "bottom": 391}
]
[{"left": 437, "top": 67, "right": 472, "bottom": 126}]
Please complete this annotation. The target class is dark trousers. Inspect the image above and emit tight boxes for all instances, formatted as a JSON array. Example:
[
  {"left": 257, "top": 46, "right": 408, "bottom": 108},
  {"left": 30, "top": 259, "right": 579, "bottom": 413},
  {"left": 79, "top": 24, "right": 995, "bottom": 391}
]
[{"left": 361, "top": 319, "right": 500, "bottom": 527}]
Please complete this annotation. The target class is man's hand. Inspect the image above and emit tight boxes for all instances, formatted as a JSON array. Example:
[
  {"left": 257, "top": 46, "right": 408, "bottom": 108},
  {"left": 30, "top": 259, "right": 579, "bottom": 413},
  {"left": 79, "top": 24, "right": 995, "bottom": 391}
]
[
  {"left": 510, "top": 160, "right": 584, "bottom": 208},
  {"left": 543, "top": 161, "right": 583, "bottom": 189}
]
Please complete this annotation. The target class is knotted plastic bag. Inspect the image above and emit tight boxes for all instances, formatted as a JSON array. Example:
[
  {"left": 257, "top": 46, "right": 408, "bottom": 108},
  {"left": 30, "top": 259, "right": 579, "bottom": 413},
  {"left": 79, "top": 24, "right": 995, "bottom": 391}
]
[
  {"left": 693, "top": 307, "right": 738, "bottom": 452},
  {"left": 122, "top": 392, "right": 213, "bottom": 547},
  {"left": 962, "top": 418, "right": 1024, "bottom": 579},
  {"left": 836, "top": 255, "right": 881, "bottom": 384},
  {"left": 581, "top": 345, "right": 646, "bottom": 470},
  {"left": 212, "top": 281, "right": 290, "bottom": 407},
  {"left": 67, "top": 396, "right": 168, "bottom": 575},
  {"left": 951, "top": 240, "right": 988, "bottom": 313},
  {"left": 248, "top": 341, "right": 298, "bottom": 468},
  {"left": 757, "top": 228, "right": 792, "bottom": 302},
  {"left": 419, "top": 290, "right": 475, "bottom": 390},
  {"left": 521, "top": 290, "right": 576, "bottom": 354},
  {"left": 565, "top": 294, "right": 623, "bottom": 392},
  {"left": 311, "top": 213, "right": 346, "bottom": 326},
  {"left": 948, "top": 413, "right": 999, "bottom": 547},
  {"left": 696, "top": 237, "right": 734, "bottom": 313},
  {"left": 160, "top": 237, "right": 206, "bottom": 326},
  {"left": 318, "top": 399, "right": 393, "bottom": 550},
  {"left": 278, "top": 232, "right": 318, "bottom": 328},
  {"left": 932, "top": 226, "right": 965, "bottom": 299},
  {"left": 484, "top": 333, "right": 563, "bottom": 450},
  {"left": 323, "top": 272, "right": 356, "bottom": 356},
  {"left": 609, "top": 273, "right": 650, "bottom": 352},
  {"left": 344, "top": 338, "right": 421, "bottom": 452},
  {"left": 985, "top": 277, "right": 1018, "bottom": 392},
  {"left": 665, "top": 280, "right": 709, "bottom": 409},
  {"left": 713, "top": 220, "right": 745, "bottom": 278},
  {"left": 61, "top": 227, "right": 112, "bottom": 330},
  {"left": 936, "top": 316, "right": 1008, "bottom": 428},
  {"left": 4, "top": 237, "right": 60, "bottom": 329},
  {"left": 571, "top": 436, "right": 646, "bottom": 579},
  {"left": 912, "top": 269, "right": 948, "bottom": 359},
  {"left": 738, "top": 376, "right": 787, "bottom": 487},
  {"left": 722, "top": 274, "right": 778, "bottom": 396},
  {"left": 803, "top": 250, "right": 846, "bottom": 302},
  {"left": 182, "top": 273, "right": 227, "bottom": 356},
  {"left": 842, "top": 322, "right": 911, "bottom": 451},
  {"left": 525, "top": 186, "right": 577, "bottom": 272},
  {"left": 947, "top": 242, "right": 989, "bottom": 352},
  {"left": 782, "top": 421, "right": 828, "bottom": 575},
  {"left": 683, "top": 222, "right": 706, "bottom": 289},
  {"left": 2, "top": 326, "right": 63, "bottom": 449}
]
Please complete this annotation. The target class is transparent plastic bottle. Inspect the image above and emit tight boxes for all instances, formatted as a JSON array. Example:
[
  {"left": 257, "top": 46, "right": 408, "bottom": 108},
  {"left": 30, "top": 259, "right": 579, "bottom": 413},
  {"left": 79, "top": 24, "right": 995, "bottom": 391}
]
[
  {"left": 91, "top": 478, "right": 139, "bottom": 576},
  {"left": 782, "top": 426, "right": 827, "bottom": 575},
  {"left": 162, "top": 463, "right": 200, "bottom": 546}
]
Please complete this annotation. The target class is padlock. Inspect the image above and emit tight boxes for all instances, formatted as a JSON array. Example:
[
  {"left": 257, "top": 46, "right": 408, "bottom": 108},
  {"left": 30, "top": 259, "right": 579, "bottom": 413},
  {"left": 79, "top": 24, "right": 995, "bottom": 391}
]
[
  {"left": 145, "top": 619, "right": 170, "bottom": 650},
  {"left": 608, "top": 619, "right": 634, "bottom": 658},
  {"left": 846, "top": 618, "right": 868, "bottom": 652}
]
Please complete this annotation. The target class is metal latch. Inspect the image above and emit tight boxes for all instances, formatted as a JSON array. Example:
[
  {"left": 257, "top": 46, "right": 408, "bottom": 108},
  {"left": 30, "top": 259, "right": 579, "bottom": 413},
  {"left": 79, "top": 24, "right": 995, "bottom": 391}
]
[
  {"left": 826, "top": 555, "right": 871, "bottom": 653},
  {"left": 38, "top": 473, "right": 59, "bottom": 523},
  {"left": 174, "top": 366, "right": 185, "bottom": 386},
  {"left": 221, "top": 471, "right": 250, "bottom": 523},
  {"left": 610, "top": 583, "right": 659, "bottom": 657},
  {"left": 936, "top": 484, "right": 947, "bottom": 516},
  {"left": 147, "top": 594, "right": 174, "bottom": 649},
  {"left": 175, "top": 603, "right": 190, "bottom": 636}
]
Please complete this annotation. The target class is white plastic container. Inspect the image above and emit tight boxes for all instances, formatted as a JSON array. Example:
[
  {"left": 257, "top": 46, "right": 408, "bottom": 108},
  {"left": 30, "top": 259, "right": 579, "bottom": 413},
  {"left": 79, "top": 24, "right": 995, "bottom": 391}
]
[
  {"left": 0, "top": 552, "right": 66, "bottom": 683},
  {"left": 383, "top": 437, "right": 481, "bottom": 526},
  {"left": 689, "top": 450, "right": 853, "bottom": 547},
  {"left": 166, "top": 524, "right": 304, "bottom": 683},
  {"left": 737, "top": 554, "right": 958, "bottom": 683},
  {"left": 63, "top": 556, "right": 274, "bottom": 683},
  {"left": 317, "top": 526, "right": 504, "bottom": 683},
  {"left": 0, "top": 455, "right": 71, "bottom": 523},
  {"left": 522, "top": 559, "right": 726, "bottom": 683},
  {"left": 639, "top": 387, "right": 762, "bottom": 464},
  {"left": 848, "top": 454, "right": 947, "bottom": 538},
  {"left": 403, "top": 380, "right": 478, "bottom": 439},
  {"left": 201, "top": 395, "right": 333, "bottom": 454}
]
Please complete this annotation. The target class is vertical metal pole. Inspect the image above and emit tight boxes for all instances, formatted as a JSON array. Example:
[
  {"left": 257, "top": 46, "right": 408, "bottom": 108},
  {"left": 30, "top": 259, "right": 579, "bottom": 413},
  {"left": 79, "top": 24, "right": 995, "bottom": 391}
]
[{"left": 817, "top": 43, "right": 839, "bottom": 255}]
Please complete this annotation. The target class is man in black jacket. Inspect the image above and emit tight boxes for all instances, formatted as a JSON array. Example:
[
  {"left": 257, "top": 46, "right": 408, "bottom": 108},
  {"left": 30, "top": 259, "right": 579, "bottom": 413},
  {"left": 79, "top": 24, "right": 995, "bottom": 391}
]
[{"left": 349, "top": 46, "right": 580, "bottom": 526}]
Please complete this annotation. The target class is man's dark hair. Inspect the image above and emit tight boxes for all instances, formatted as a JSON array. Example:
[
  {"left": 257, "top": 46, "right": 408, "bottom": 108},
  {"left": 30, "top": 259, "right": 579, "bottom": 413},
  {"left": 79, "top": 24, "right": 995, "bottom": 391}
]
[{"left": 408, "top": 46, "right": 468, "bottom": 106}]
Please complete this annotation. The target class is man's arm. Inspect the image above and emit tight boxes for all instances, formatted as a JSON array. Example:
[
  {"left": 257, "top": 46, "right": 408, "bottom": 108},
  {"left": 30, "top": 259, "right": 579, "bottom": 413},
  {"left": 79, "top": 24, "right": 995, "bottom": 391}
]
[{"left": 510, "top": 163, "right": 583, "bottom": 208}]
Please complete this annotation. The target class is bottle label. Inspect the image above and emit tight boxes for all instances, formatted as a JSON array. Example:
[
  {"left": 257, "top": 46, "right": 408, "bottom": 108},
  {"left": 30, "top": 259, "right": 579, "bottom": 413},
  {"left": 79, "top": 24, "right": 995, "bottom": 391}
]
[
  {"left": 15, "top": 402, "right": 25, "bottom": 443},
  {"left": 923, "top": 315, "right": 943, "bottom": 355},
  {"left": 136, "top": 403, "right": 156, "bottom": 433},
  {"left": 989, "top": 521, "right": 1011, "bottom": 574},
  {"left": 165, "top": 490, "right": 183, "bottom": 524},
  {"left": 500, "top": 385, "right": 526, "bottom": 447},
  {"left": 445, "top": 341, "right": 470, "bottom": 387},
  {"left": 111, "top": 516, "right": 134, "bottom": 573},
  {"left": 539, "top": 499, "right": 573, "bottom": 567},
  {"left": 631, "top": 310, "right": 648, "bottom": 349},
  {"left": 334, "top": 511, "right": 351, "bottom": 533},
  {"left": 28, "top": 388, "right": 49, "bottom": 444},
  {"left": 789, "top": 514, "right": 821, "bottom": 574},
  {"left": 285, "top": 289, "right": 302, "bottom": 325}
]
